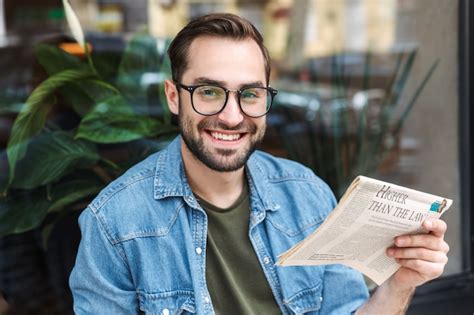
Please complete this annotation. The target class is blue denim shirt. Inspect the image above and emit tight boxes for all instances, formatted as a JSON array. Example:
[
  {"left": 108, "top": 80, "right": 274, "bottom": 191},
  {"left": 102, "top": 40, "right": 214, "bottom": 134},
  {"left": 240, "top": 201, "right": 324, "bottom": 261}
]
[{"left": 69, "top": 136, "right": 368, "bottom": 314}]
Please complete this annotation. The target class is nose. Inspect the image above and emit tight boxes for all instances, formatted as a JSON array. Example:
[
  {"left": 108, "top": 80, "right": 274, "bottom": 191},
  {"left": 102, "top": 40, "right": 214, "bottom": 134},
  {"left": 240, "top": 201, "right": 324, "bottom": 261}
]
[{"left": 217, "top": 91, "right": 244, "bottom": 127}]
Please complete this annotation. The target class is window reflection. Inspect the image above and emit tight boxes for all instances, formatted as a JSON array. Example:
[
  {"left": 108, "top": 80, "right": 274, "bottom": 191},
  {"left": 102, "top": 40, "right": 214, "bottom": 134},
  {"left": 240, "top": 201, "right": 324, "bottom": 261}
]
[{"left": 0, "top": 0, "right": 460, "bottom": 313}]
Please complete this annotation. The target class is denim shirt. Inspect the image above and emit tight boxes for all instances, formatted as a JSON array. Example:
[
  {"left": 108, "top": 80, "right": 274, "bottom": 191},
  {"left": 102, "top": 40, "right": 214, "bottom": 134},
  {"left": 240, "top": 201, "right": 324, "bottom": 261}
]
[{"left": 69, "top": 136, "right": 369, "bottom": 315}]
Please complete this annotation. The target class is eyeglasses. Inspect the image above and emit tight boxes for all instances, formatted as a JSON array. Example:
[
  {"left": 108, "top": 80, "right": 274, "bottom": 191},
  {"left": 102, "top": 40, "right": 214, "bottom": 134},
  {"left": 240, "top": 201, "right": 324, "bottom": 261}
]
[{"left": 174, "top": 82, "right": 278, "bottom": 118}]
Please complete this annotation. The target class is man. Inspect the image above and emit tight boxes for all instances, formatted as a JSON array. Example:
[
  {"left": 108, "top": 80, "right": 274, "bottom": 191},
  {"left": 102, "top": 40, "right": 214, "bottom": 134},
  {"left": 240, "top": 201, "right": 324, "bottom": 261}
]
[{"left": 69, "top": 13, "right": 449, "bottom": 314}]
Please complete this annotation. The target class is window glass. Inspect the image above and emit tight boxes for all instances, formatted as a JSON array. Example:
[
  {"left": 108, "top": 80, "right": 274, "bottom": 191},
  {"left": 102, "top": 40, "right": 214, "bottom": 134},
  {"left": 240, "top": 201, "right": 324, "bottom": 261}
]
[
  {"left": 0, "top": 0, "right": 461, "bottom": 313},
  {"left": 261, "top": 0, "right": 461, "bottom": 277}
]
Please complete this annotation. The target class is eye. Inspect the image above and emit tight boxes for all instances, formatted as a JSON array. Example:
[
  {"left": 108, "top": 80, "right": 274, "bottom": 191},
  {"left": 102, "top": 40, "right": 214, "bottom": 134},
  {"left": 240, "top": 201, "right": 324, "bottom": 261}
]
[
  {"left": 196, "top": 86, "right": 224, "bottom": 98},
  {"left": 242, "top": 89, "right": 257, "bottom": 99},
  {"left": 241, "top": 88, "right": 265, "bottom": 100}
]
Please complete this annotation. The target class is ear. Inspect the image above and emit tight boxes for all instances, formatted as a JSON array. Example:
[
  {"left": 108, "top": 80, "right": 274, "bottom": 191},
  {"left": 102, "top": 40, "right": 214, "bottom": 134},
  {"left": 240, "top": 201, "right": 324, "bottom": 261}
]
[{"left": 164, "top": 79, "right": 179, "bottom": 115}]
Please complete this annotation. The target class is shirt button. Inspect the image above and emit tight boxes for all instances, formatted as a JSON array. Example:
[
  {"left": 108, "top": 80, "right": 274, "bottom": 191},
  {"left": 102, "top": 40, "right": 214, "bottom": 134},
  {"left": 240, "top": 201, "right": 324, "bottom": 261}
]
[
  {"left": 196, "top": 247, "right": 203, "bottom": 255},
  {"left": 162, "top": 309, "right": 170, "bottom": 315},
  {"left": 263, "top": 257, "right": 271, "bottom": 264},
  {"left": 204, "top": 296, "right": 210, "bottom": 303}
]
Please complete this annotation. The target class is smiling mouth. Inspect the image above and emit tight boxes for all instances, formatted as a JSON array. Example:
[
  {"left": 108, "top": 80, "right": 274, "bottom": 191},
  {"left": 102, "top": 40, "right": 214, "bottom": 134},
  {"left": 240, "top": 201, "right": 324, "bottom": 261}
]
[{"left": 209, "top": 131, "right": 243, "bottom": 141}]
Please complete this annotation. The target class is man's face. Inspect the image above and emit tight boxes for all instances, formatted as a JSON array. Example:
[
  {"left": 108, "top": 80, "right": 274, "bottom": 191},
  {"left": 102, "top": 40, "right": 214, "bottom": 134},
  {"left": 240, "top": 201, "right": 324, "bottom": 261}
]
[{"left": 170, "top": 36, "right": 267, "bottom": 172}]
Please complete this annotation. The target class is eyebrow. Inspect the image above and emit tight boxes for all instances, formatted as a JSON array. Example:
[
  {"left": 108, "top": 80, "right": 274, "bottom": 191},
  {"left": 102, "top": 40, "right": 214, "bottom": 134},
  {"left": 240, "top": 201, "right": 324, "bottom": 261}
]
[{"left": 193, "top": 77, "right": 265, "bottom": 88}]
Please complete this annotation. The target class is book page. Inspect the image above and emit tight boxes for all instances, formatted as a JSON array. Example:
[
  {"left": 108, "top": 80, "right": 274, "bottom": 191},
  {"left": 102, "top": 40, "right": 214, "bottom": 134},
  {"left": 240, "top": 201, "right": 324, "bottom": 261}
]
[{"left": 277, "top": 176, "right": 452, "bottom": 285}]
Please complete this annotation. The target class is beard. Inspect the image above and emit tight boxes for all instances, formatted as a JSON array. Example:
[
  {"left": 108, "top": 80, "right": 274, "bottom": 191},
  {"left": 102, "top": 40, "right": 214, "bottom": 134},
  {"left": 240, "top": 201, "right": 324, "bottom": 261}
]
[{"left": 178, "top": 109, "right": 266, "bottom": 172}]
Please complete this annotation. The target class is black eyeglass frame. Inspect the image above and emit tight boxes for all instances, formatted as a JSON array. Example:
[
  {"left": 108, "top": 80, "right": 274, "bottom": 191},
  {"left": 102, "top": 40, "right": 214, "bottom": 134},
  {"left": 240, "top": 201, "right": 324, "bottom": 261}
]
[{"left": 174, "top": 82, "right": 278, "bottom": 118}]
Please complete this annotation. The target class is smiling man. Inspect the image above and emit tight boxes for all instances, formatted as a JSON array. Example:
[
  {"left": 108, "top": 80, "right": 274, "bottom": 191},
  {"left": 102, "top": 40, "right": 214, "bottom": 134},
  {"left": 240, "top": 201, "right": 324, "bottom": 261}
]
[{"left": 70, "top": 13, "right": 449, "bottom": 315}]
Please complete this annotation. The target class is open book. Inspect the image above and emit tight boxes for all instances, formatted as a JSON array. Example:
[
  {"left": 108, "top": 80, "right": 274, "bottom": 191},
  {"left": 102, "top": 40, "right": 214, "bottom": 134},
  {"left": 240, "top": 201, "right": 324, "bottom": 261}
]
[{"left": 277, "top": 176, "right": 452, "bottom": 285}]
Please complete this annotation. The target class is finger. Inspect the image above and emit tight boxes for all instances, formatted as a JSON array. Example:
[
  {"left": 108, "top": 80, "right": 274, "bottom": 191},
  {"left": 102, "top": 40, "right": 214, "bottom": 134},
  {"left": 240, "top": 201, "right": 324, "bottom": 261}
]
[
  {"left": 394, "top": 234, "right": 450, "bottom": 253},
  {"left": 396, "top": 259, "right": 445, "bottom": 279},
  {"left": 422, "top": 219, "right": 447, "bottom": 237},
  {"left": 387, "top": 247, "right": 448, "bottom": 264}
]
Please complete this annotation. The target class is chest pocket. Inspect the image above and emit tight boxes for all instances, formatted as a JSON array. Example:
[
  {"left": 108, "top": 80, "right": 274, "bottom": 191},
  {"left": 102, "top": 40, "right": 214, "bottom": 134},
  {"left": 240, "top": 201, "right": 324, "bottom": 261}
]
[
  {"left": 284, "top": 285, "right": 323, "bottom": 315},
  {"left": 139, "top": 291, "right": 195, "bottom": 315}
]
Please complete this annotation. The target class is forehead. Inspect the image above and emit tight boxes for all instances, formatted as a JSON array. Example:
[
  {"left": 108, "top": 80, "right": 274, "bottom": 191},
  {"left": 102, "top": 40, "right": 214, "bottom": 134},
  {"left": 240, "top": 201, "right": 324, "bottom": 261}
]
[{"left": 183, "top": 36, "right": 266, "bottom": 85}]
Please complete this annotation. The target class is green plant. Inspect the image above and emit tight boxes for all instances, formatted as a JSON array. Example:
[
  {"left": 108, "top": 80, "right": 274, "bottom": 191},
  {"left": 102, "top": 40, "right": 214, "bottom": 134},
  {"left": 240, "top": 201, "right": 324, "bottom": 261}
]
[
  {"left": 272, "top": 50, "right": 438, "bottom": 198},
  {"left": 0, "top": 2, "right": 177, "bottom": 239}
]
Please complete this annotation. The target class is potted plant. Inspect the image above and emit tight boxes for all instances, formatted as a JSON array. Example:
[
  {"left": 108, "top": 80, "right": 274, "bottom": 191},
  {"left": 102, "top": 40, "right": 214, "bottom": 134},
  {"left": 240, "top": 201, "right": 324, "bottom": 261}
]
[
  {"left": 0, "top": 0, "right": 177, "bottom": 239},
  {"left": 0, "top": 1, "right": 177, "bottom": 312}
]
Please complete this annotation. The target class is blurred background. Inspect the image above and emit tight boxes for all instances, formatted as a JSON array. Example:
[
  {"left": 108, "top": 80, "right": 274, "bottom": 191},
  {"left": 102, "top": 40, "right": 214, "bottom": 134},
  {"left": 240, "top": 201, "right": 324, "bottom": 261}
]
[{"left": 0, "top": 0, "right": 471, "bottom": 314}]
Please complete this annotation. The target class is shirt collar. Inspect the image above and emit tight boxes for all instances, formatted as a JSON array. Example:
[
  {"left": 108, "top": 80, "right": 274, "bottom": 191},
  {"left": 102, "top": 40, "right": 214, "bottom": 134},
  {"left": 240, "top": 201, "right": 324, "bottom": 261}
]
[
  {"left": 153, "top": 136, "right": 194, "bottom": 200},
  {"left": 153, "top": 135, "right": 280, "bottom": 212},
  {"left": 246, "top": 153, "right": 281, "bottom": 212}
]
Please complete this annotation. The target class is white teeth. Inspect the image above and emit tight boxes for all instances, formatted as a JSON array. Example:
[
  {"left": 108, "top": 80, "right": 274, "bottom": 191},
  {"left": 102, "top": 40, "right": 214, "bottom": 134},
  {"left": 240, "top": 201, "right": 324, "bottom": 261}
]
[{"left": 211, "top": 132, "right": 241, "bottom": 141}]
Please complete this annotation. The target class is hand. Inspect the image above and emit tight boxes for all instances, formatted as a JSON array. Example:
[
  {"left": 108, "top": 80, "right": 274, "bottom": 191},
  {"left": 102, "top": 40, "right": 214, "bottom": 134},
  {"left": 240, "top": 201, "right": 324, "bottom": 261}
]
[{"left": 386, "top": 218, "right": 449, "bottom": 290}]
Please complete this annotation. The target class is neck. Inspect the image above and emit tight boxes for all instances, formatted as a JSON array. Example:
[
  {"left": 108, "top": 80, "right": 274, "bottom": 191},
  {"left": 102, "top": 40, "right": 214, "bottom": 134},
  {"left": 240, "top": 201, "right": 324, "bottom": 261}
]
[{"left": 180, "top": 141, "right": 246, "bottom": 208}]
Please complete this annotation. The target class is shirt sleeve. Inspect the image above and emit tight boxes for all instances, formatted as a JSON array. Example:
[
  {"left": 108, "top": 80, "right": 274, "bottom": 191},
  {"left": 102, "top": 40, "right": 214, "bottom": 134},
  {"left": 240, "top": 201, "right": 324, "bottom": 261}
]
[
  {"left": 69, "top": 208, "right": 138, "bottom": 314},
  {"left": 319, "top": 264, "right": 369, "bottom": 314}
]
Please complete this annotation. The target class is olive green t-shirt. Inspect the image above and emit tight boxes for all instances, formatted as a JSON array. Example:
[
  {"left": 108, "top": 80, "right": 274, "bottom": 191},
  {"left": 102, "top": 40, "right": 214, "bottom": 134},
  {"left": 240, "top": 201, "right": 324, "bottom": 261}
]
[{"left": 197, "top": 187, "right": 280, "bottom": 315}]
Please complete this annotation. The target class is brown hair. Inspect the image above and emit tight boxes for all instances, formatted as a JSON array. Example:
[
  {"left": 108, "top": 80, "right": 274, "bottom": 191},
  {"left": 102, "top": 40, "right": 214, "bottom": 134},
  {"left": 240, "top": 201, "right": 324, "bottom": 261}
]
[{"left": 167, "top": 13, "right": 271, "bottom": 84}]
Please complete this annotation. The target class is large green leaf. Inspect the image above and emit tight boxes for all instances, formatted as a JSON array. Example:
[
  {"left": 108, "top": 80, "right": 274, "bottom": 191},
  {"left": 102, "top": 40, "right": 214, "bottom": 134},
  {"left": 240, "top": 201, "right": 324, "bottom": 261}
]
[
  {"left": 11, "top": 131, "right": 100, "bottom": 189},
  {"left": 33, "top": 44, "right": 122, "bottom": 116},
  {"left": 57, "top": 84, "right": 97, "bottom": 116},
  {"left": 77, "top": 114, "right": 176, "bottom": 143},
  {"left": 66, "top": 79, "right": 122, "bottom": 116},
  {"left": 47, "top": 176, "right": 103, "bottom": 213},
  {"left": 0, "top": 190, "right": 51, "bottom": 237},
  {"left": 34, "top": 43, "right": 86, "bottom": 75},
  {"left": 0, "top": 176, "right": 103, "bottom": 237},
  {"left": 90, "top": 51, "right": 123, "bottom": 82},
  {"left": 76, "top": 95, "right": 177, "bottom": 143},
  {"left": 6, "top": 69, "right": 95, "bottom": 189}
]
